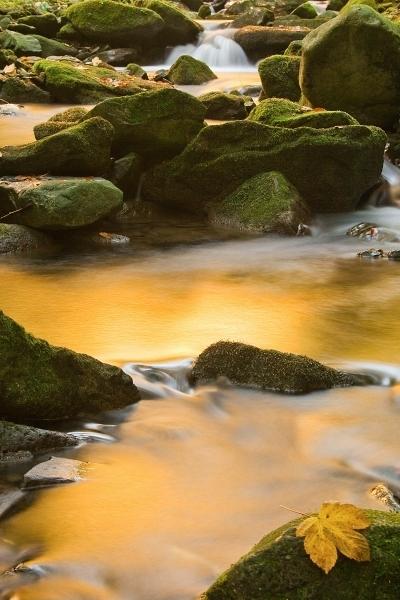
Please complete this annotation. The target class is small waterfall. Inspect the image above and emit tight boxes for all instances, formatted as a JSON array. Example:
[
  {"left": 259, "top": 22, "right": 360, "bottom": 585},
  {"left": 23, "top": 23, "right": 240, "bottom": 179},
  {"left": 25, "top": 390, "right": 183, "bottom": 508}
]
[{"left": 166, "top": 22, "right": 251, "bottom": 69}]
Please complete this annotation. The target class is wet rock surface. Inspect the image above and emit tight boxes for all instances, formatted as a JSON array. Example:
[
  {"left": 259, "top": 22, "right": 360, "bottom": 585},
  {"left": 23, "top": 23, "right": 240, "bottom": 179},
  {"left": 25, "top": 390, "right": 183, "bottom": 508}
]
[{"left": 23, "top": 456, "right": 87, "bottom": 488}]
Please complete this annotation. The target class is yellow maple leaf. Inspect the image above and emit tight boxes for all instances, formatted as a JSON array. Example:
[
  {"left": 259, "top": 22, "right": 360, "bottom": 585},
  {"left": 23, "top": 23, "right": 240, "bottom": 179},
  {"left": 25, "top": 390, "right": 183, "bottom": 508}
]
[{"left": 296, "top": 502, "right": 371, "bottom": 574}]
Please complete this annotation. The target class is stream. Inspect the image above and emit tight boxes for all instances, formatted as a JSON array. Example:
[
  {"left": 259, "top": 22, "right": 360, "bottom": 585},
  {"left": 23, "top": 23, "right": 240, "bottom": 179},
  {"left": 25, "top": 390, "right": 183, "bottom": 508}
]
[{"left": 1, "top": 19, "right": 400, "bottom": 600}]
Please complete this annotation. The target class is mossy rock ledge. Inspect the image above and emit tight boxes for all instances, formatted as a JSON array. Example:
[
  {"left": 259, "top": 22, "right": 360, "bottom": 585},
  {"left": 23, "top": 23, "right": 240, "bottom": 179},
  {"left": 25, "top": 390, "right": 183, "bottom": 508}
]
[
  {"left": 0, "top": 311, "right": 140, "bottom": 421},
  {"left": 1, "top": 420, "right": 78, "bottom": 459},
  {"left": 142, "top": 120, "right": 386, "bottom": 214},
  {"left": 201, "top": 510, "right": 400, "bottom": 599},
  {"left": 166, "top": 55, "right": 217, "bottom": 85},
  {"left": 190, "top": 341, "right": 366, "bottom": 393}
]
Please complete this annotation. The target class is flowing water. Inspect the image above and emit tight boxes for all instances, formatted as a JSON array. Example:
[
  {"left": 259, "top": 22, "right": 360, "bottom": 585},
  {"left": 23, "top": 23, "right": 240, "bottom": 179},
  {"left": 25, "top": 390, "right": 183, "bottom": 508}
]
[{"left": 1, "top": 35, "right": 400, "bottom": 600}]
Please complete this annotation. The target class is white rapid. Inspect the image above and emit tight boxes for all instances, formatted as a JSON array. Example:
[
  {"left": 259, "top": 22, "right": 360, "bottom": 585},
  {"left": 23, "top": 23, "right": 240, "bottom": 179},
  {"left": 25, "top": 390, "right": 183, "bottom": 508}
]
[{"left": 166, "top": 21, "right": 251, "bottom": 69}]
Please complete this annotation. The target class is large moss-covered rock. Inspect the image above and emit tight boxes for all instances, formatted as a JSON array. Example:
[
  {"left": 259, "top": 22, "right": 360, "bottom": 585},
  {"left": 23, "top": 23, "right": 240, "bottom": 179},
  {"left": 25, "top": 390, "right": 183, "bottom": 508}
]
[
  {"left": 0, "top": 29, "right": 41, "bottom": 56},
  {"left": 209, "top": 171, "right": 309, "bottom": 234},
  {"left": 83, "top": 88, "right": 206, "bottom": 159},
  {"left": 259, "top": 54, "right": 301, "bottom": 100},
  {"left": 191, "top": 341, "right": 362, "bottom": 392},
  {"left": 32, "top": 34, "right": 77, "bottom": 58},
  {"left": 0, "top": 223, "right": 52, "bottom": 254},
  {"left": 166, "top": 55, "right": 217, "bottom": 85},
  {"left": 33, "top": 59, "right": 163, "bottom": 104},
  {"left": 65, "top": 0, "right": 164, "bottom": 46},
  {"left": 0, "top": 117, "right": 114, "bottom": 176},
  {"left": 300, "top": 6, "right": 400, "bottom": 128},
  {"left": 0, "top": 77, "right": 51, "bottom": 103},
  {"left": 0, "top": 311, "right": 140, "bottom": 421},
  {"left": 291, "top": 1, "right": 318, "bottom": 17},
  {"left": 4, "top": 178, "right": 123, "bottom": 230},
  {"left": 199, "top": 91, "right": 250, "bottom": 120},
  {"left": 135, "top": 0, "right": 202, "bottom": 44},
  {"left": 17, "top": 13, "right": 60, "bottom": 37},
  {"left": 142, "top": 120, "right": 386, "bottom": 213},
  {"left": 1, "top": 421, "right": 78, "bottom": 458},
  {"left": 34, "top": 107, "right": 89, "bottom": 140},
  {"left": 248, "top": 98, "right": 359, "bottom": 128},
  {"left": 234, "top": 25, "right": 310, "bottom": 60},
  {"left": 201, "top": 510, "right": 400, "bottom": 599}
]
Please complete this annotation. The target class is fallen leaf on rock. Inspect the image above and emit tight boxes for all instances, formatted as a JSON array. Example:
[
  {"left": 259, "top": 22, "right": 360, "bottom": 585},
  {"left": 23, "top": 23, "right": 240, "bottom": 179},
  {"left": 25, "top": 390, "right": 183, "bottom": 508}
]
[
  {"left": 3, "top": 63, "right": 16, "bottom": 75},
  {"left": 296, "top": 502, "right": 371, "bottom": 573}
]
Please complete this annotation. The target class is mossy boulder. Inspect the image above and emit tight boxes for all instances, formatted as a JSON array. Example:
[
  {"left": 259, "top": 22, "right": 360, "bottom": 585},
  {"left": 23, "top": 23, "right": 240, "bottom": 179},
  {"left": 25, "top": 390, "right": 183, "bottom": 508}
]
[
  {"left": 234, "top": 25, "right": 310, "bottom": 60},
  {"left": 0, "top": 311, "right": 140, "bottom": 421},
  {"left": 258, "top": 55, "right": 301, "bottom": 101},
  {"left": 300, "top": 6, "right": 400, "bottom": 129},
  {"left": 33, "top": 59, "right": 162, "bottom": 104},
  {"left": 1, "top": 421, "right": 78, "bottom": 458},
  {"left": 191, "top": 341, "right": 362, "bottom": 392},
  {"left": 284, "top": 39, "right": 303, "bottom": 55},
  {"left": 340, "top": 0, "right": 377, "bottom": 12},
  {"left": 248, "top": 98, "right": 359, "bottom": 128},
  {"left": 34, "top": 107, "right": 89, "bottom": 140},
  {"left": 31, "top": 34, "right": 77, "bottom": 58},
  {"left": 232, "top": 7, "right": 275, "bottom": 27},
  {"left": 0, "top": 223, "right": 52, "bottom": 254},
  {"left": 17, "top": 13, "right": 59, "bottom": 37},
  {"left": 291, "top": 0, "right": 318, "bottom": 16},
  {"left": 209, "top": 171, "right": 309, "bottom": 234},
  {"left": 198, "top": 91, "right": 250, "bottom": 120},
  {"left": 201, "top": 510, "right": 400, "bottom": 599},
  {"left": 0, "top": 77, "right": 51, "bottom": 103},
  {"left": 0, "top": 29, "right": 41, "bottom": 56},
  {"left": 198, "top": 3, "right": 211, "bottom": 18},
  {"left": 83, "top": 88, "right": 206, "bottom": 159},
  {"left": 65, "top": 0, "right": 165, "bottom": 46},
  {"left": 166, "top": 55, "right": 217, "bottom": 85},
  {"left": 126, "top": 63, "right": 148, "bottom": 79},
  {"left": 135, "top": 0, "right": 202, "bottom": 45},
  {"left": 142, "top": 120, "right": 386, "bottom": 213},
  {"left": 327, "top": 0, "right": 346, "bottom": 9},
  {"left": 0, "top": 117, "right": 114, "bottom": 176},
  {"left": 3, "top": 177, "right": 123, "bottom": 230}
]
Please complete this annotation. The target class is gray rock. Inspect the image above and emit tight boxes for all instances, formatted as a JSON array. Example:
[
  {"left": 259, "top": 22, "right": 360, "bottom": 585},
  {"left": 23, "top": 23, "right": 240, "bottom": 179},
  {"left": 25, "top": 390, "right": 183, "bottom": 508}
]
[
  {"left": 0, "top": 223, "right": 53, "bottom": 254},
  {"left": 0, "top": 420, "right": 78, "bottom": 460},
  {"left": 23, "top": 456, "right": 87, "bottom": 488},
  {"left": 234, "top": 25, "right": 310, "bottom": 60},
  {"left": 0, "top": 484, "right": 26, "bottom": 520}
]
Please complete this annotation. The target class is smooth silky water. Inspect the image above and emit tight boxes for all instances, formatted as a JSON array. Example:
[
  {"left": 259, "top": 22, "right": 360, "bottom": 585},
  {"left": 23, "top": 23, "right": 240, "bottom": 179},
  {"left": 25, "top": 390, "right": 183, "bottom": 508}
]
[{"left": 1, "top": 41, "right": 400, "bottom": 599}]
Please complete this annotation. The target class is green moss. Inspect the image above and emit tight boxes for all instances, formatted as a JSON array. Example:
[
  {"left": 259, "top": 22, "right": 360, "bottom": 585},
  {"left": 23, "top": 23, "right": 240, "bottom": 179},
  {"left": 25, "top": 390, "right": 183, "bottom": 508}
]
[
  {"left": 291, "top": 1, "right": 318, "bottom": 17},
  {"left": 33, "top": 59, "right": 160, "bottom": 103},
  {"left": 248, "top": 98, "right": 359, "bottom": 128},
  {"left": 202, "top": 510, "right": 400, "bottom": 599},
  {"left": 300, "top": 5, "right": 400, "bottom": 128},
  {"left": 0, "top": 77, "right": 51, "bottom": 103},
  {"left": 65, "top": 0, "right": 164, "bottom": 45},
  {"left": 284, "top": 39, "right": 303, "bottom": 55},
  {"left": 142, "top": 120, "right": 386, "bottom": 214},
  {"left": 198, "top": 91, "right": 249, "bottom": 120},
  {"left": 32, "top": 34, "right": 77, "bottom": 58},
  {"left": 34, "top": 107, "right": 88, "bottom": 140},
  {"left": 209, "top": 171, "right": 309, "bottom": 234},
  {"left": 18, "top": 13, "right": 59, "bottom": 37},
  {"left": 126, "top": 63, "right": 148, "bottom": 78},
  {"left": 0, "top": 117, "right": 114, "bottom": 176},
  {"left": 135, "top": 0, "right": 202, "bottom": 44},
  {"left": 340, "top": 0, "right": 377, "bottom": 12},
  {"left": 0, "top": 29, "right": 41, "bottom": 55},
  {"left": 0, "top": 48, "right": 17, "bottom": 67},
  {"left": 258, "top": 55, "right": 301, "bottom": 101},
  {"left": 191, "top": 341, "right": 363, "bottom": 392},
  {"left": 0, "top": 310, "right": 140, "bottom": 421},
  {"left": 167, "top": 54, "right": 217, "bottom": 84},
  {"left": 83, "top": 87, "right": 206, "bottom": 159}
]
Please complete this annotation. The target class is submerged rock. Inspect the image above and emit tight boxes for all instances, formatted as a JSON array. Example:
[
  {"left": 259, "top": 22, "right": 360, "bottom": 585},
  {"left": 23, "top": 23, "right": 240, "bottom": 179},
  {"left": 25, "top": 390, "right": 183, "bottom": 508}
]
[
  {"left": 209, "top": 171, "right": 309, "bottom": 234},
  {"left": 300, "top": 6, "right": 400, "bottom": 128},
  {"left": 166, "top": 55, "right": 217, "bottom": 85},
  {"left": 83, "top": 88, "right": 206, "bottom": 159},
  {"left": 23, "top": 457, "right": 86, "bottom": 488},
  {"left": 0, "top": 310, "right": 140, "bottom": 421},
  {"left": 0, "top": 117, "right": 114, "bottom": 176},
  {"left": 65, "top": 0, "right": 164, "bottom": 46},
  {"left": 142, "top": 120, "right": 386, "bottom": 214},
  {"left": 199, "top": 91, "right": 251, "bottom": 120},
  {"left": 0, "top": 223, "right": 53, "bottom": 254},
  {"left": 258, "top": 54, "right": 301, "bottom": 101},
  {"left": 248, "top": 98, "right": 359, "bottom": 128},
  {"left": 1, "top": 177, "right": 123, "bottom": 230},
  {"left": 191, "top": 341, "right": 362, "bottom": 393},
  {"left": 0, "top": 421, "right": 78, "bottom": 460},
  {"left": 201, "top": 510, "right": 400, "bottom": 599}
]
